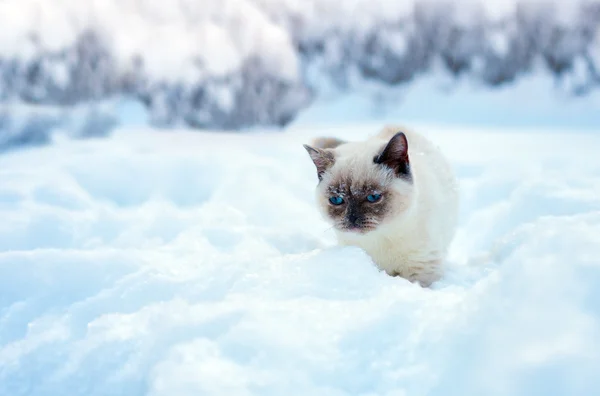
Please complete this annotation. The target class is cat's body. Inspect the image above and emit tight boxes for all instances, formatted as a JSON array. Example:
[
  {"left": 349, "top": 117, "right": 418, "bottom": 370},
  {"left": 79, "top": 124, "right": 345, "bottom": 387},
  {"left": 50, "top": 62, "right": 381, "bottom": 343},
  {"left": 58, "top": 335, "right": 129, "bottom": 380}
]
[{"left": 304, "top": 125, "right": 458, "bottom": 287}]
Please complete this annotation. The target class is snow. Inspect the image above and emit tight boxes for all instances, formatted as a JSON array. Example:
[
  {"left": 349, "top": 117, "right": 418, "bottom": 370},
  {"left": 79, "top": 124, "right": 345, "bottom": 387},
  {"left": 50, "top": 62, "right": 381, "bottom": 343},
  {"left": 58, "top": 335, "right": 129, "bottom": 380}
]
[
  {"left": 0, "top": 0, "right": 598, "bottom": 129},
  {"left": 0, "top": 101, "right": 119, "bottom": 152},
  {"left": 0, "top": 1, "right": 599, "bottom": 392},
  {"left": 1, "top": 121, "right": 599, "bottom": 395},
  {"left": 293, "top": 74, "right": 600, "bottom": 130},
  {"left": 0, "top": 0, "right": 298, "bottom": 83}
]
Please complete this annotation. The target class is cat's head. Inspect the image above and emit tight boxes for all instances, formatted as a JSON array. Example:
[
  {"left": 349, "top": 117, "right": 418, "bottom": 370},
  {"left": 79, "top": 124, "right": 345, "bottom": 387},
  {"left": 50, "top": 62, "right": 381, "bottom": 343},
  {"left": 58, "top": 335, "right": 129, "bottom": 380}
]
[{"left": 303, "top": 132, "right": 414, "bottom": 234}]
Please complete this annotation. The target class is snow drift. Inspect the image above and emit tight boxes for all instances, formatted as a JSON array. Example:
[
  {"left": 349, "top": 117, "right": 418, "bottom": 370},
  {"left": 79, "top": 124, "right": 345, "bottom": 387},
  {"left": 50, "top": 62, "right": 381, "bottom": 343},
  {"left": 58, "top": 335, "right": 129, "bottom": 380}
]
[
  {"left": 0, "top": 123, "right": 599, "bottom": 395},
  {"left": 0, "top": 0, "right": 599, "bottom": 130}
]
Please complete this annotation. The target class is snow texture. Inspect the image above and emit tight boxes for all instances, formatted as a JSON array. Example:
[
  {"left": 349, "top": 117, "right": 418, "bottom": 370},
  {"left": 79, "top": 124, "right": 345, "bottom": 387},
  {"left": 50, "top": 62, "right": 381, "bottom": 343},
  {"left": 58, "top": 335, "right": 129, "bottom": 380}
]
[
  {"left": 0, "top": 102, "right": 119, "bottom": 152},
  {"left": 0, "top": 0, "right": 599, "bottom": 129},
  {"left": 1, "top": 123, "right": 599, "bottom": 395}
]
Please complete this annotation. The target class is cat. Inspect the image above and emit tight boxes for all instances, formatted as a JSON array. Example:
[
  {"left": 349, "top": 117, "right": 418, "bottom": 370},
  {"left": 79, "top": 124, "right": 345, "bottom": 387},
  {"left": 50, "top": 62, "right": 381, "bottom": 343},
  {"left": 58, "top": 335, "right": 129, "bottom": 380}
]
[{"left": 303, "top": 125, "right": 459, "bottom": 287}]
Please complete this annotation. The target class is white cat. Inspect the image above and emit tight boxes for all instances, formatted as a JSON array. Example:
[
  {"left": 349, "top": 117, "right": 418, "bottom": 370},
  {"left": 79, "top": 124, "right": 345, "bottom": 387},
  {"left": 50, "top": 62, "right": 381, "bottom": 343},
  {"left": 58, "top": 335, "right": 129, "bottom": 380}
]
[{"left": 303, "top": 125, "right": 459, "bottom": 287}]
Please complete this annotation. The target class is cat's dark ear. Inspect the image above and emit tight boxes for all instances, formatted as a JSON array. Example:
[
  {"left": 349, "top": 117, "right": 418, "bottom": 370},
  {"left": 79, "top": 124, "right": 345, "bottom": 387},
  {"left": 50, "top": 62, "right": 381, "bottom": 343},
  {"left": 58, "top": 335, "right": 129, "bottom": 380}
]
[
  {"left": 303, "top": 144, "right": 335, "bottom": 181},
  {"left": 374, "top": 132, "right": 411, "bottom": 179}
]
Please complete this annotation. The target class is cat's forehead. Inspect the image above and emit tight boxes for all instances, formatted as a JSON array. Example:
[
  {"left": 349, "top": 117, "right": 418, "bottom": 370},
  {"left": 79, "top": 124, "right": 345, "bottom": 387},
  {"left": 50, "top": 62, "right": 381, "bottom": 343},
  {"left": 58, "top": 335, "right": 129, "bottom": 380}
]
[
  {"left": 319, "top": 139, "right": 394, "bottom": 193},
  {"left": 325, "top": 164, "right": 392, "bottom": 194},
  {"left": 326, "top": 180, "right": 383, "bottom": 196}
]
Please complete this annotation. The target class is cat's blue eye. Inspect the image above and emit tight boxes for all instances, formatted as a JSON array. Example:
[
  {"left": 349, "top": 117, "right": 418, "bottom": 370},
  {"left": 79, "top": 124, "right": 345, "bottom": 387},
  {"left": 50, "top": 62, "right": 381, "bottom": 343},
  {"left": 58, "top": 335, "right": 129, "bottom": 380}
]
[
  {"left": 329, "top": 196, "right": 344, "bottom": 205},
  {"left": 367, "top": 194, "right": 382, "bottom": 203}
]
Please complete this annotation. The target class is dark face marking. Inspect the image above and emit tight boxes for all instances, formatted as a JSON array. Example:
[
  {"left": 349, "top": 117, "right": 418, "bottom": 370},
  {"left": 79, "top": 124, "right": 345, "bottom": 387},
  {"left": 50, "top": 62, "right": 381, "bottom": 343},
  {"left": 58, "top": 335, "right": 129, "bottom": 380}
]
[
  {"left": 374, "top": 132, "right": 412, "bottom": 181},
  {"left": 325, "top": 178, "right": 392, "bottom": 233}
]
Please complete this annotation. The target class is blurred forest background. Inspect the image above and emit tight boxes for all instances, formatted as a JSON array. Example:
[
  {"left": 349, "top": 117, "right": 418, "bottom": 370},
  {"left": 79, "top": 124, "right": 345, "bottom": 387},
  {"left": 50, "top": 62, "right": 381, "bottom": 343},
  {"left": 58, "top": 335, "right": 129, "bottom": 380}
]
[{"left": 0, "top": 0, "right": 599, "bottom": 150}]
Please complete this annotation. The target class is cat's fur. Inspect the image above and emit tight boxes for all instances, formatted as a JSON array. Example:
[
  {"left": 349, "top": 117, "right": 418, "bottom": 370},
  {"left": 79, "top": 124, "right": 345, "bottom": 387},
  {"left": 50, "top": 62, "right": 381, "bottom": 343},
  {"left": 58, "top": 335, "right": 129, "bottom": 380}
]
[{"left": 303, "top": 125, "right": 458, "bottom": 287}]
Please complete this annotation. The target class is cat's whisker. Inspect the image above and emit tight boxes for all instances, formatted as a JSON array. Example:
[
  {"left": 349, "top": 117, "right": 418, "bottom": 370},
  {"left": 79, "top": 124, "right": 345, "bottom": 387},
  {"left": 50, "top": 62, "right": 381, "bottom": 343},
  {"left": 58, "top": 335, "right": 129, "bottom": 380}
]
[{"left": 322, "top": 225, "right": 336, "bottom": 234}]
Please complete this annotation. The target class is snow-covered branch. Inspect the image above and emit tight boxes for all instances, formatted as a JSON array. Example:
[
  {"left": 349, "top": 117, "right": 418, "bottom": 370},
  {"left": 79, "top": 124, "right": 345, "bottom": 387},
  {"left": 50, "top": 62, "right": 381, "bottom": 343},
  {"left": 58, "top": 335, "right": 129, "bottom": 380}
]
[{"left": 0, "top": 0, "right": 598, "bottom": 129}]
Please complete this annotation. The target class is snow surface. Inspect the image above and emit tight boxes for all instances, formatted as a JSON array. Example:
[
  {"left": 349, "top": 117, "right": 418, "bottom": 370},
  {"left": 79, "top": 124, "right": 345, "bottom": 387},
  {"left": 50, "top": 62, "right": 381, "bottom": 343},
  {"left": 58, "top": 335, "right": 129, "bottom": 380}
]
[
  {"left": 1, "top": 122, "right": 599, "bottom": 395},
  {"left": 293, "top": 74, "right": 600, "bottom": 130}
]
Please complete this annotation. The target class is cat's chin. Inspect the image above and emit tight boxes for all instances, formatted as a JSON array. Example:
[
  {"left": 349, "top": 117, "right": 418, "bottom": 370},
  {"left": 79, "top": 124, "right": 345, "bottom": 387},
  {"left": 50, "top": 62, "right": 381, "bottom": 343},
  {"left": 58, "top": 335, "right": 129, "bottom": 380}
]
[{"left": 338, "top": 225, "right": 377, "bottom": 235}]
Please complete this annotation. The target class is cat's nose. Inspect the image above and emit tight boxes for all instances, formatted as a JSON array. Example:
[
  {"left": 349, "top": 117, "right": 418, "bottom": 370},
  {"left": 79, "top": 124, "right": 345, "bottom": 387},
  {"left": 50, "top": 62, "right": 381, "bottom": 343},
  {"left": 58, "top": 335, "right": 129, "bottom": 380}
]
[{"left": 347, "top": 213, "right": 359, "bottom": 225}]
